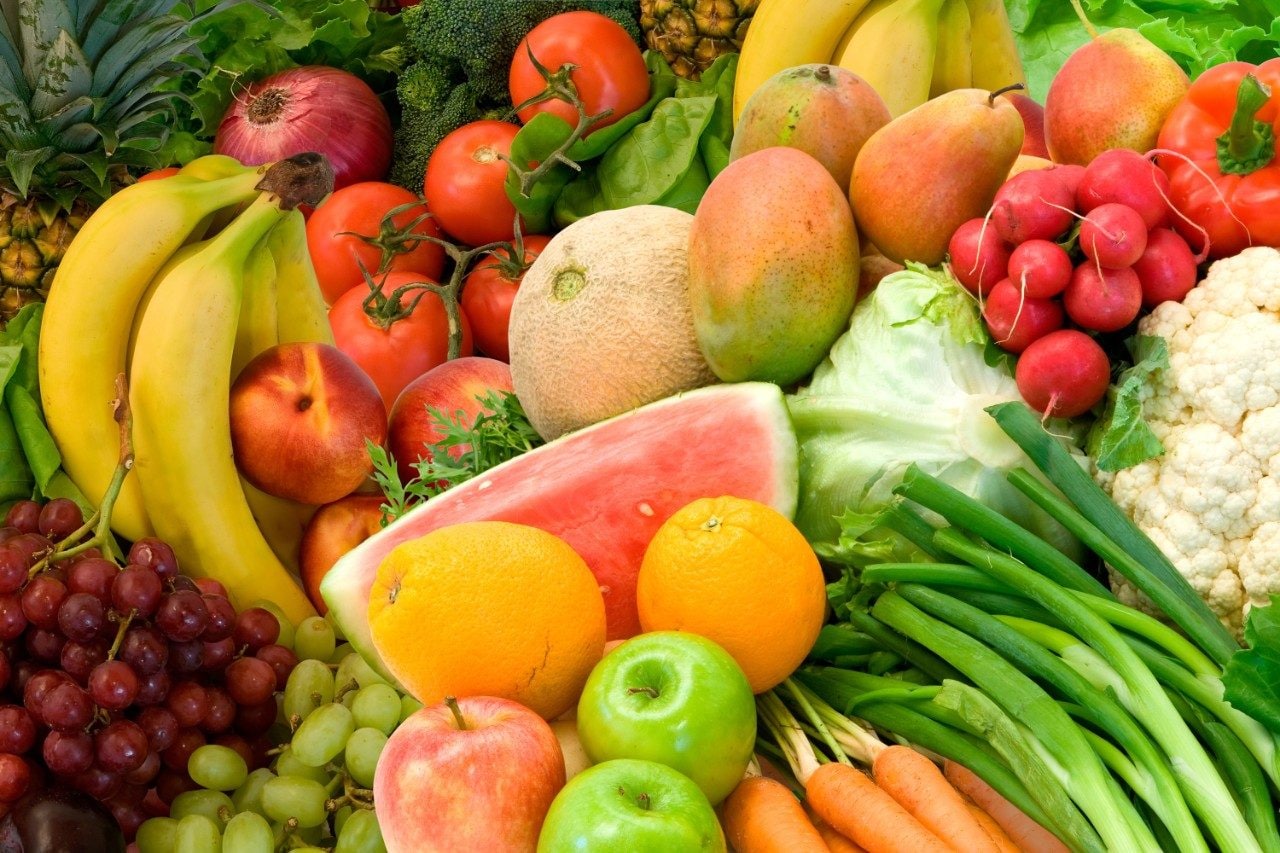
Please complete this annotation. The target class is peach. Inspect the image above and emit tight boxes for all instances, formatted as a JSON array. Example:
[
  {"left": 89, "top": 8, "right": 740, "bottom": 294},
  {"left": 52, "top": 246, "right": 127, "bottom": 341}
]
[
  {"left": 387, "top": 357, "right": 514, "bottom": 482},
  {"left": 229, "top": 343, "right": 387, "bottom": 505},
  {"left": 298, "top": 494, "right": 387, "bottom": 615}
]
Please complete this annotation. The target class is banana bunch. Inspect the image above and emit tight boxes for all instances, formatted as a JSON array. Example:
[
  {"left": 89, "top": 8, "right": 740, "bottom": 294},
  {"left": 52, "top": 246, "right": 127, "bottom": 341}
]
[
  {"left": 734, "top": 0, "right": 1026, "bottom": 119},
  {"left": 39, "top": 155, "right": 333, "bottom": 624}
]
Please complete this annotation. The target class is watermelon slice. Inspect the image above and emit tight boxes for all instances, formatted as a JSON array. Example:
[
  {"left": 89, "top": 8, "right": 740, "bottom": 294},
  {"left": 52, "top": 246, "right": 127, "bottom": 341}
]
[{"left": 321, "top": 382, "right": 798, "bottom": 682}]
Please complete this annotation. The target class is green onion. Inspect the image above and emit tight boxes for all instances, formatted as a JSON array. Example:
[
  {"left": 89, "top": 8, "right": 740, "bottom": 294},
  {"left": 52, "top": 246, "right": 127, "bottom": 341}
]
[
  {"left": 937, "top": 528, "right": 1260, "bottom": 853},
  {"left": 895, "top": 465, "right": 1110, "bottom": 596},
  {"left": 988, "top": 403, "right": 1238, "bottom": 666},
  {"left": 872, "top": 590, "right": 1156, "bottom": 851}
]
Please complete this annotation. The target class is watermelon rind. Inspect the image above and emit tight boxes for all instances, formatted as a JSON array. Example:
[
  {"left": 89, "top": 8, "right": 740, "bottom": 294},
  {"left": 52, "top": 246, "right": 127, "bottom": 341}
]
[{"left": 321, "top": 382, "right": 799, "bottom": 686}]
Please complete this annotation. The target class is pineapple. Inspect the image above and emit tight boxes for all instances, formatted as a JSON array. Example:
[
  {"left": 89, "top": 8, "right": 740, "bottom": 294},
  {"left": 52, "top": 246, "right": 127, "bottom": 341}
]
[
  {"left": 0, "top": 0, "right": 209, "bottom": 323},
  {"left": 640, "top": 0, "right": 760, "bottom": 79}
]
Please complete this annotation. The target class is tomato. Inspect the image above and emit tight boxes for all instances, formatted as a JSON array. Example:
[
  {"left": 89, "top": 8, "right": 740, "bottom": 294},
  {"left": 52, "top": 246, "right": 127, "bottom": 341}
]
[
  {"left": 137, "top": 167, "right": 180, "bottom": 182},
  {"left": 423, "top": 120, "right": 523, "bottom": 248},
  {"left": 306, "top": 182, "right": 446, "bottom": 305},
  {"left": 460, "top": 234, "right": 552, "bottom": 362},
  {"left": 328, "top": 271, "right": 474, "bottom": 412},
  {"left": 509, "top": 11, "right": 650, "bottom": 131}
]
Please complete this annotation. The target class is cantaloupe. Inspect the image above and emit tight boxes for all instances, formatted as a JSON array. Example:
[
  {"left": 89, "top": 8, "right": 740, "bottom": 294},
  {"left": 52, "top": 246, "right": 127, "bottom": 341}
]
[{"left": 508, "top": 206, "right": 716, "bottom": 440}]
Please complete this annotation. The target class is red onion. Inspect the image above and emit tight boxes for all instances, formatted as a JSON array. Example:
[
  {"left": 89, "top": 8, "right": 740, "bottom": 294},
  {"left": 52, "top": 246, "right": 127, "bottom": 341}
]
[{"left": 214, "top": 66, "right": 393, "bottom": 190}]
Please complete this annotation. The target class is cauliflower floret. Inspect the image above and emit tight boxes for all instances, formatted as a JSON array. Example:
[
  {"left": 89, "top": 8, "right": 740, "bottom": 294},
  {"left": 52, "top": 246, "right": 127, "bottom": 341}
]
[{"left": 1103, "top": 247, "right": 1280, "bottom": 637}]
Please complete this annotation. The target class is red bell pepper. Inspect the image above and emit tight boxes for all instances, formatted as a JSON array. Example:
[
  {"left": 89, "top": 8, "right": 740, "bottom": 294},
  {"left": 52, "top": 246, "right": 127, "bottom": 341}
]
[{"left": 1157, "top": 58, "right": 1280, "bottom": 259}]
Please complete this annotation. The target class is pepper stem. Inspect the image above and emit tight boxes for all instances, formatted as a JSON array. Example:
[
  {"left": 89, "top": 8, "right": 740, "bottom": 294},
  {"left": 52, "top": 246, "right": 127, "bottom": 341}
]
[{"left": 1217, "top": 74, "right": 1275, "bottom": 176}]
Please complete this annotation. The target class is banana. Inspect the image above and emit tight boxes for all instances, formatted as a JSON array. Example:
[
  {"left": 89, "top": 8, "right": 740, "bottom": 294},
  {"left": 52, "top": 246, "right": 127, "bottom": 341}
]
[
  {"left": 129, "top": 193, "right": 316, "bottom": 624},
  {"left": 931, "top": 0, "right": 973, "bottom": 97},
  {"left": 39, "top": 169, "right": 266, "bottom": 542},
  {"left": 231, "top": 237, "right": 279, "bottom": 380},
  {"left": 241, "top": 479, "right": 317, "bottom": 575},
  {"left": 834, "top": 0, "right": 947, "bottom": 118},
  {"left": 965, "top": 0, "right": 1026, "bottom": 94},
  {"left": 179, "top": 154, "right": 258, "bottom": 182},
  {"left": 733, "top": 0, "right": 878, "bottom": 121},
  {"left": 269, "top": 210, "right": 334, "bottom": 346}
]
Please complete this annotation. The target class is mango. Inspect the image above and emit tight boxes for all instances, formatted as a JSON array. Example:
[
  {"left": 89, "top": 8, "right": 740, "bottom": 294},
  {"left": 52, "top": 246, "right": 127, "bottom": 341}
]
[
  {"left": 730, "top": 64, "right": 891, "bottom": 191},
  {"left": 688, "top": 147, "right": 859, "bottom": 386}
]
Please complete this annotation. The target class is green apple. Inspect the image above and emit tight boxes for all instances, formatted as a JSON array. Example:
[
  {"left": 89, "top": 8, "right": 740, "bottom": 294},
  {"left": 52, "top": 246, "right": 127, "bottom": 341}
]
[
  {"left": 537, "top": 759, "right": 726, "bottom": 852},
  {"left": 576, "top": 631, "right": 755, "bottom": 805}
]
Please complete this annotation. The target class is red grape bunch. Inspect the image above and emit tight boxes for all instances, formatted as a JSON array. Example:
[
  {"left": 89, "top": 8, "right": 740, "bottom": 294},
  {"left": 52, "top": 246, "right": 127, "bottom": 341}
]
[{"left": 0, "top": 497, "right": 298, "bottom": 842}]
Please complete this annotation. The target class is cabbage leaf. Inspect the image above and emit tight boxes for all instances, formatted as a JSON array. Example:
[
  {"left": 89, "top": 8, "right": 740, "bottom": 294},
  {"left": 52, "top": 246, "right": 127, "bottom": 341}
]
[{"left": 788, "top": 265, "right": 1084, "bottom": 563}]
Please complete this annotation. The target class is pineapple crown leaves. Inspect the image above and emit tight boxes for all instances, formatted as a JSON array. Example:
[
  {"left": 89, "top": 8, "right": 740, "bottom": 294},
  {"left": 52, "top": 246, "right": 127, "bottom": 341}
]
[{"left": 0, "top": 0, "right": 218, "bottom": 202}]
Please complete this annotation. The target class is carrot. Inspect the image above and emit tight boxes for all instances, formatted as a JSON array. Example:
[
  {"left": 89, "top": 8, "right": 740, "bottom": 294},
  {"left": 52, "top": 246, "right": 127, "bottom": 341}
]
[
  {"left": 945, "top": 759, "right": 1070, "bottom": 853},
  {"left": 720, "top": 776, "right": 828, "bottom": 853},
  {"left": 964, "top": 800, "right": 1020, "bottom": 853},
  {"left": 871, "top": 745, "right": 1001, "bottom": 853},
  {"left": 806, "top": 807, "right": 869, "bottom": 853},
  {"left": 805, "top": 762, "right": 951, "bottom": 853}
]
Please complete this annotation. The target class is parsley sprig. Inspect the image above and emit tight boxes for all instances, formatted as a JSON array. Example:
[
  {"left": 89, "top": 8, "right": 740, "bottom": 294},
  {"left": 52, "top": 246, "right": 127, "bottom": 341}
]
[{"left": 366, "top": 390, "right": 542, "bottom": 522}]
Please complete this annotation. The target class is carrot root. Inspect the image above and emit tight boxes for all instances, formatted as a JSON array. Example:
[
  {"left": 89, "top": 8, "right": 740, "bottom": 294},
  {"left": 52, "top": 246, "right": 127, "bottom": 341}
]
[
  {"left": 945, "top": 759, "right": 1071, "bottom": 853},
  {"left": 872, "top": 745, "right": 1001, "bottom": 853},
  {"left": 807, "top": 806, "right": 869, "bottom": 853},
  {"left": 720, "top": 776, "right": 827, "bottom": 853},
  {"left": 806, "top": 762, "right": 951, "bottom": 853},
  {"left": 965, "top": 799, "right": 1020, "bottom": 853}
]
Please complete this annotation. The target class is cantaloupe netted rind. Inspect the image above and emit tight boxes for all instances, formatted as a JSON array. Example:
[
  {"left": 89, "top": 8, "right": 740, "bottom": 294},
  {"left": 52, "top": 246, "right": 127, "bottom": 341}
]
[{"left": 507, "top": 205, "right": 718, "bottom": 441}]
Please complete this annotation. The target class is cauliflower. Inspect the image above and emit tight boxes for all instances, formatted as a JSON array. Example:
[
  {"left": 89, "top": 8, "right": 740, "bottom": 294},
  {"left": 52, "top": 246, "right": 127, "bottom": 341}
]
[{"left": 1102, "top": 247, "right": 1280, "bottom": 636}]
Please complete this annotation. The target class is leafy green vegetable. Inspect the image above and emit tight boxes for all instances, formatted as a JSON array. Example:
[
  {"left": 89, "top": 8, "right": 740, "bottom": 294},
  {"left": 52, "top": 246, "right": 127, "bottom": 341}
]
[
  {"left": 1224, "top": 596, "right": 1280, "bottom": 735},
  {"left": 182, "top": 0, "right": 404, "bottom": 139},
  {"left": 367, "top": 389, "right": 542, "bottom": 522},
  {"left": 0, "top": 305, "right": 92, "bottom": 515},
  {"left": 1087, "top": 335, "right": 1169, "bottom": 472},
  {"left": 1006, "top": 0, "right": 1280, "bottom": 102},
  {"left": 786, "top": 264, "right": 1085, "bottom": 563}
]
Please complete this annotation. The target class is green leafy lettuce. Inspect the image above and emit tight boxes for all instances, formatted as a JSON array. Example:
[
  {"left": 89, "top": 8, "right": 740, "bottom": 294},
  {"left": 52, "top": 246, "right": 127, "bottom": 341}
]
[
  {"left": 1223, "top": 595, "right": 1280, "bottom": 734},
  {"left": 1006, "top": 0, "right": 1280, "bottom": 101},
  {"left": 787, "top": 264, "right": 1085, "bottom": 564},
  {"left": 182, "top": 0, "right": 404, "bottom": 138}
]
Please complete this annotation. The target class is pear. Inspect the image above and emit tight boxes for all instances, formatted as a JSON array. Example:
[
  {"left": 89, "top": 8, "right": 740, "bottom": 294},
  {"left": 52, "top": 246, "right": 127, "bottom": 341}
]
[
  {"left": 849, "top": 88, "right": 1024, "bottom": 265},
  {"left": 1043, "top": 16, "right": 1189, "bottom": 165}
]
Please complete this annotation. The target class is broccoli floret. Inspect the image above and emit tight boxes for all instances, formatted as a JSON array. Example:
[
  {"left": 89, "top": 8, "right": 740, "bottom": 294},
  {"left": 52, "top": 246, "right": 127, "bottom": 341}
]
[{"left": 389, "top": 0, "right": 641, "bottom": 191}]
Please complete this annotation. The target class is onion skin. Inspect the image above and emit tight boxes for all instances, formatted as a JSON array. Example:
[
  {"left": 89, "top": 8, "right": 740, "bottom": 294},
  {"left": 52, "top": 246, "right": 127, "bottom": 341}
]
[{"left": 214, "top": 66, "right": 393, "bottom": 190}]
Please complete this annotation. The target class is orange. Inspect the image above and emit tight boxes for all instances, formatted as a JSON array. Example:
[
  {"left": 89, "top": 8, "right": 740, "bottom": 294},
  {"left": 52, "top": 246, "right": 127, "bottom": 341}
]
[
  {"left": 636, "top": 495, "right": 826, "bottom": 693},
  {"left": 367, "top": 521, "right": 606, "bottom": 719}
]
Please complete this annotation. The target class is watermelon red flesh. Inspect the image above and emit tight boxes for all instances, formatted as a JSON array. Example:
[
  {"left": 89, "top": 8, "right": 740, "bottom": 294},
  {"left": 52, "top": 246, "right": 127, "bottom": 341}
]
[{"left": 321, "top": 382, "right": 798, "bottom": 681}]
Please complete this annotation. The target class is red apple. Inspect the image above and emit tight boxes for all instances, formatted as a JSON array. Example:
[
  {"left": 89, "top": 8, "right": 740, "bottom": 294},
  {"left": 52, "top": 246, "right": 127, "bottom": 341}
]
[
  {"left": 387, "top": 357, "right": 514, "bottom": 482},
  {"left": 229, "top": 343, "right": 387, "bottom": 505},
  {"left": 375, "top": 696, "right": 565, "bottom": 852},
  {"left": 1001, "top": 91, "right": 1048, "bottom": 159},
  {"left": 298, "top": 494, "right": 387, "bottom": 615}
]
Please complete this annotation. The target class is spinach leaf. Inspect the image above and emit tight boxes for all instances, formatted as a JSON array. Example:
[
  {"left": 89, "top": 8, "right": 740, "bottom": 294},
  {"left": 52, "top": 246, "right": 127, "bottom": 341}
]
[
  {"left": 598, "top": 94, "right": 716, "bottom": 209},
  {"left": 1224, "top": 596, "right": 1280, "bottom": 734}
]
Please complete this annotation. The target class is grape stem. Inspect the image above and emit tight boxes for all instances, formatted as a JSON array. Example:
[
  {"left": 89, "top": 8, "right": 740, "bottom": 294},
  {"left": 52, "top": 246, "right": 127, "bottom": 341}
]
[
  {"left": 29, "top": 373, "right": 133, "bottom": 575},
  {"left": 106, "top": 609, "right": 135, "bottom": 661}
]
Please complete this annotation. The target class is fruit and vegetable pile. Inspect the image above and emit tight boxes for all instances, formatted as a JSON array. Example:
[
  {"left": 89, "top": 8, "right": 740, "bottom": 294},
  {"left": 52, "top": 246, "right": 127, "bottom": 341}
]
[{"left": 6, "top": 0, "right": 1280, "bottom": 849}]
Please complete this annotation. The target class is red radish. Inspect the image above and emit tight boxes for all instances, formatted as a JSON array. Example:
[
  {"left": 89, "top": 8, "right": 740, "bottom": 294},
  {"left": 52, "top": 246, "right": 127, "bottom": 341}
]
[
  {"left": 1007, "top": 240, "right": 1072, "bottom": 298},
  {"left": 948, "top": 218, "right": 1011, "bottom": 296},
  {"left": 1063, "top": 264, "right": 1142, "bottom": 332},
  {"left": 1133, "top": 228, "right": 1198, "bottom": 309},
  {"left": 1046, "top": 164, "right": 1086, "bottom": 204},
  {"left": 1016, "top": 330, "right": 1111, "bottom": 418},
  {"left": 1076, "top": 149, "right": 1171, "bottom": 229},
  {"left": 989, "top": 170, "right": 1075, "bottom": 244},
  {"left": 982, "top": 279, "right": 1065, "bottom": 353},
  {"left": 1079, "top": 204, "right": 1148, "bottom": 268}
]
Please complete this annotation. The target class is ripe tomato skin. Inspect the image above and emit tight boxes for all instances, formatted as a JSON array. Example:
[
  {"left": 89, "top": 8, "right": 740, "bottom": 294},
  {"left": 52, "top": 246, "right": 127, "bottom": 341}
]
[
  {"left": 306, "top": 182, "right": 445, "bottom": 306},
  {"left": 423, "top": 120, "right": 522, "bottom": 248},
  {"left": 461, "top": 234, "right": 552, "bottom": 362},
  {"left": 328, "top": 271, "right": 474, "bottom": 412},
  {"left": 509, "top": 11, "right": 650, "bottom": 130}
]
